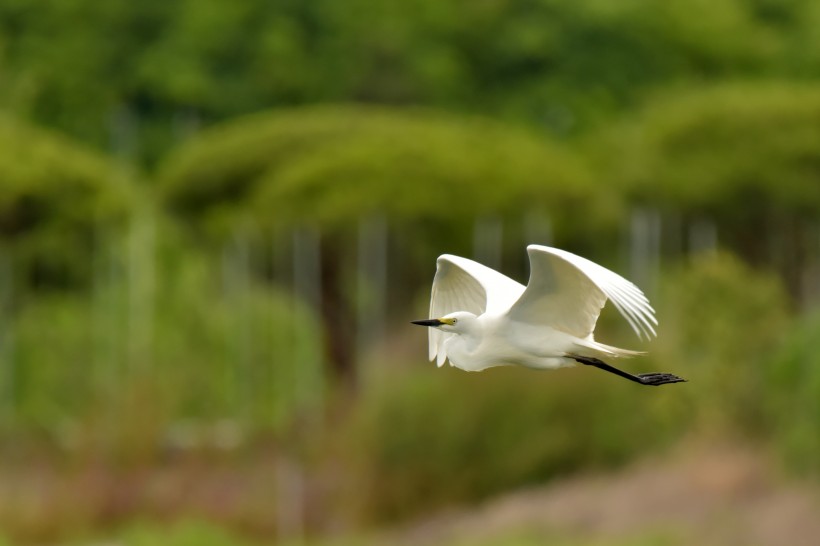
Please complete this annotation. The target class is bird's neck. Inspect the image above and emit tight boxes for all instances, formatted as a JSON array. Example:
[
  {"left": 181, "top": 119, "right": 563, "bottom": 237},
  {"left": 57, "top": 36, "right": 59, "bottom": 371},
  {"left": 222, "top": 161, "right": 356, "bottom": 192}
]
[{"left": 449, "top": 320, "right": 483, "bottom": 351}]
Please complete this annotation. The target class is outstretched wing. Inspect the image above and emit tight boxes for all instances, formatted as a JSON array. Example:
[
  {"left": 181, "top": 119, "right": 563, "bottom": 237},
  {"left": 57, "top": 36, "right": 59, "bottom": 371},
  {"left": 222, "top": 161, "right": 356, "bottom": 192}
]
[
  {"left": 506, "top": 245, "right": 657, "bottom": 340},
  {"left": 427, "top": 255, "right": 525, "bottom": 366}
]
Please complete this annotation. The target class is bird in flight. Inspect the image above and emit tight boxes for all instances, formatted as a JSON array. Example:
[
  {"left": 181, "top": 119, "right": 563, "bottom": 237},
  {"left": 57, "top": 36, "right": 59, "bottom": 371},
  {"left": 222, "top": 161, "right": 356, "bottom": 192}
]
[{"left": 412, "top": 245, "right": 685, "bottom": 386}]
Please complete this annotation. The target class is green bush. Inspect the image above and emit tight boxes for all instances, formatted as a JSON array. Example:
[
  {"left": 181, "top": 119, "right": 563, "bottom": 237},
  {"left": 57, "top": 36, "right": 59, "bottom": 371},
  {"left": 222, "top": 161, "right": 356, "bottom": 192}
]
[
  {"left": 345, "top": 361, "right": 673, "bottom": 522},
  {"left": 646, "top": 252, "right": 791, "bottom": 437},
  {"left": 4, "top": 218, "right": 323, "bottom": 454},
  {"left": 766, "top": 310, "right": 820, "bottom": 476},
  {"left": 113, "top": 520, "right": 257, "bottom": 546}
]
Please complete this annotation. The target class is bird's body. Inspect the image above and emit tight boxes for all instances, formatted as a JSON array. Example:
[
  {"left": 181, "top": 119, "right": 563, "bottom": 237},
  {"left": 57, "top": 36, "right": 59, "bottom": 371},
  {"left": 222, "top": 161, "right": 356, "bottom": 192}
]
[
  {"left": 437, "top": 312, "right": 578, "bottom": 372},
  {"left": 412, "top": 245, "right": 685, "bottom": 386}
]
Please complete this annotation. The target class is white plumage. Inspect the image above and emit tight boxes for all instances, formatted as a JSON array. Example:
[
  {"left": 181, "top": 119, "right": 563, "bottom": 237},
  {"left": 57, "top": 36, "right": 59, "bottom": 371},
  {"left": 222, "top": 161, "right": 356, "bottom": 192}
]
[{"left": 413, "top": 245, "right": 684, "bottom": 386}]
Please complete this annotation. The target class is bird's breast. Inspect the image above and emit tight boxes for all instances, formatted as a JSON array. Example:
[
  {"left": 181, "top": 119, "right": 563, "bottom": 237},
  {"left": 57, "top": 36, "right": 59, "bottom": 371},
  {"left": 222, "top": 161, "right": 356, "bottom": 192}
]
[{"left": 445, "top": 319, "right": 581, "bottom": 372}]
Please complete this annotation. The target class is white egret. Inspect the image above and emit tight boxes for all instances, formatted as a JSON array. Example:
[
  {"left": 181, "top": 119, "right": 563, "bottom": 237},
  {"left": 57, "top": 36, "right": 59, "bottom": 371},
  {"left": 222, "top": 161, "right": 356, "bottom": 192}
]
[{"left": 412, "top": 245, "right": 685, "bottom": 386}]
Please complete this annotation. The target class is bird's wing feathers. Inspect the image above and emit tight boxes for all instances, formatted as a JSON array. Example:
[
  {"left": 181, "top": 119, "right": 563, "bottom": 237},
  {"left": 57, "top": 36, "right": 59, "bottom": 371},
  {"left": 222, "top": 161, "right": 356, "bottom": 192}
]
[
  {"left": 507, "top": 245, "right": 657, "bottom": 340},
  {"left": 428, "top": 255, "right": 525, "bottom": 365}
]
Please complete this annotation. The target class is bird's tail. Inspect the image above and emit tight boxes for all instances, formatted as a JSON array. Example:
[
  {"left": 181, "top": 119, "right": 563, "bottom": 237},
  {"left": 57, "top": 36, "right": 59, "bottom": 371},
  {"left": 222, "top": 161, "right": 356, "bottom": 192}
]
[{"left": 572, "top": 338, "right": 645, "bottom": 359}]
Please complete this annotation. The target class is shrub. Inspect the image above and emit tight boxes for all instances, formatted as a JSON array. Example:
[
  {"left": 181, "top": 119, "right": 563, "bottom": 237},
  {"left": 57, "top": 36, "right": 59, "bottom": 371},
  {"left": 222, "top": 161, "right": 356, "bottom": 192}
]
[
  {"left": 344, "top": 362, "right": 672, "bottom": 522},
  {"left": 646, "top": 252, "right": 791, "bottom": 437},
  {"left": 765, "top": 310, "right": 820, "bottom": 477}
]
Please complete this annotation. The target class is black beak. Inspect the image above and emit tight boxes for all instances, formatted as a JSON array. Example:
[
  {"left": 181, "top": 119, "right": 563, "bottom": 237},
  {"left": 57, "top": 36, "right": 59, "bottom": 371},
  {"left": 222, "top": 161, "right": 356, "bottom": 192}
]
[{"left": 411, "top": 319, "right": 443, "bottom": 327}]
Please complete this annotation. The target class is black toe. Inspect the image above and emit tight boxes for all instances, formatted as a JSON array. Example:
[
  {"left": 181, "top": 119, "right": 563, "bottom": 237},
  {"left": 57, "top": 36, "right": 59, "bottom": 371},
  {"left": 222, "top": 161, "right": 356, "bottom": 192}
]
[{"left": 636, "top": 373, "right": 687, "bottom": 386}]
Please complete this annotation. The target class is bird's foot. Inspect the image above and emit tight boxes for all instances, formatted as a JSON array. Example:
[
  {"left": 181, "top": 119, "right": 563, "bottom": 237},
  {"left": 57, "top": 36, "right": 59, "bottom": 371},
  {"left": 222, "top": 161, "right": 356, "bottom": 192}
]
[{"left": 636, "top": 372, "right": 687, "bottom": 386}]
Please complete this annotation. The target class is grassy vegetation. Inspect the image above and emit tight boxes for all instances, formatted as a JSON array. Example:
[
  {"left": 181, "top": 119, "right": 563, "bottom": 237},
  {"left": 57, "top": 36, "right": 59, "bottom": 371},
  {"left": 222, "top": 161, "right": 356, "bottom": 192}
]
[
  {"left": 0, "top": 519, "right": 687, "bottom": 546},
  {"left": 2, "top": 220, "right": 323, "bottom": 443},
  {"left": 767, "top": 309, "right": 820, "bottom": 477}
]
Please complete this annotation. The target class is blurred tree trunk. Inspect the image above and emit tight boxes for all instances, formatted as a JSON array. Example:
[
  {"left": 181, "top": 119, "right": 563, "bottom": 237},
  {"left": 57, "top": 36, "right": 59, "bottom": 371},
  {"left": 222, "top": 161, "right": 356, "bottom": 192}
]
[{"left": 319, "top": 236, "right": 357, "bottom": 392}]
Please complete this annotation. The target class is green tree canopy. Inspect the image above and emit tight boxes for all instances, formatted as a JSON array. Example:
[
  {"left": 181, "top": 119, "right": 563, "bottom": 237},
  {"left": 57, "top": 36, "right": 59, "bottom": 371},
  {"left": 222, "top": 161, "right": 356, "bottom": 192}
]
[
  {"left": 596, "top": 82, "right": 820, "bottom": 287},
  {"left": 159, "top": 105, "right": 603, "bottom": 237},
  {"left": 0, "top": 117, "right": 135, "bottom": 288},
  {"left": 604, "top": 83, "right": 820, "bottom": 214},
  {"left": 2, "top": 0, "right": 818, "bottom": 163}
]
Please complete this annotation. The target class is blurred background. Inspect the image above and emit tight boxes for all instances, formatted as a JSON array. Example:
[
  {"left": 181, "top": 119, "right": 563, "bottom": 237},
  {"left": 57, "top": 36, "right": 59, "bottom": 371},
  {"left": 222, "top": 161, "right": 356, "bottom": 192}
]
[{"left": 1, "top": 0, "right": 819, "bottom": 544}]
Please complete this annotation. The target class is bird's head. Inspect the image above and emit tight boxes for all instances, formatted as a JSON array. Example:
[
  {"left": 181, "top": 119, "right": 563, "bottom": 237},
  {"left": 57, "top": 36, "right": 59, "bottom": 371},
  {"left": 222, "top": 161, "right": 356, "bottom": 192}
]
[{"left": 411, "top": 311, "right": 476, "bottom": 333}]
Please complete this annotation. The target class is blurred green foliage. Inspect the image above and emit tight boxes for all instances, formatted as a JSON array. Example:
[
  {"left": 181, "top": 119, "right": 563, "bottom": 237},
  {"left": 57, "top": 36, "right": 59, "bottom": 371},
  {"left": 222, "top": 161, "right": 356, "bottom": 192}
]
[
  {"left": 114, "top": 520, "right": 258, "bottom": 546},
  {"left": 346, "top": 365, "right": 669, "bottom": 521},
  {"left": 0, "top": 117, "right": 134, "bottom": 288},
  {"left": 27, "top": 520, "right": 684, "bottom": 546},
  {"left": 2, "top": 0, "right": 819, "bottom": 162},
  {"left": 648, "top": 252, "right": 791, "bottom": 436},
  {"left": 159, "top": 105, "right": 604, "bottom": 238},
  {"left": 5, "top": 219, "right": 323, "bottom": 451},
  {"left": 1, "top": 0, "right": 820, "bottom": 542},
  {"left": 579, "top": 82, "right": 820, "bottom": 299},
  {"left": 604, "top": 83, "right": 820, "bottom": 213},
  {"left": 766, "top": 310, "right": 820, "bottom": 477}
]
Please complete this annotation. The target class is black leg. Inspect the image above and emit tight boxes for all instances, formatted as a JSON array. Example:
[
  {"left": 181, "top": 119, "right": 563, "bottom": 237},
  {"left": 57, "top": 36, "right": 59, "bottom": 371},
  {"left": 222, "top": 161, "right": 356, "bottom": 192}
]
[{"left": 570, "top": 355, "right": 686, "bottom": 386}]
